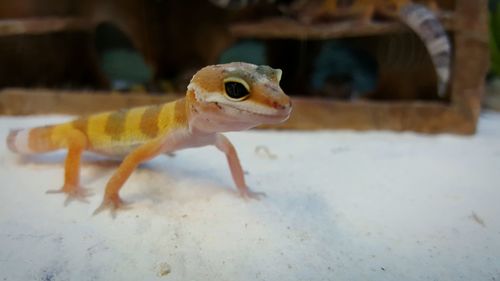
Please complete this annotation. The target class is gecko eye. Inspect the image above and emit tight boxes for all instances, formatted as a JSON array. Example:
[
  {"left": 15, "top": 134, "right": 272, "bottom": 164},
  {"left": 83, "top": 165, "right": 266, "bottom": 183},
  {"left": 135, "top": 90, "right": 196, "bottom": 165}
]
[{"left": 224, "top": 77, "right": 250, "bottom": 101}]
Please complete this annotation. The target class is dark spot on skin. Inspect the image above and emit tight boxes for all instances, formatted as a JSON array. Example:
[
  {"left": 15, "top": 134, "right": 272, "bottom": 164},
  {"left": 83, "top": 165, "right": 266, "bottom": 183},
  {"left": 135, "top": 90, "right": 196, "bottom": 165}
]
[
  {"left": 105, "top": 109, "right": 128, "bottom": 140},
  {"left": 264, "top": 83, "right": 279, "bottom": 93},
  {"left": 214, "top": 102, "right": 222, "bottom": 110},
  {"left": 140, "top": 105, "right": 161, "bottom": 138}
]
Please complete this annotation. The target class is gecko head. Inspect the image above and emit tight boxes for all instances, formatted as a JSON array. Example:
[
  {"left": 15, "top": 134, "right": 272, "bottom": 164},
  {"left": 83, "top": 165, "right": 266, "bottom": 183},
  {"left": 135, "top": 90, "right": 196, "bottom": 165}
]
[{"left": 186, "top": 62, "right": 292, "bottom": 132}]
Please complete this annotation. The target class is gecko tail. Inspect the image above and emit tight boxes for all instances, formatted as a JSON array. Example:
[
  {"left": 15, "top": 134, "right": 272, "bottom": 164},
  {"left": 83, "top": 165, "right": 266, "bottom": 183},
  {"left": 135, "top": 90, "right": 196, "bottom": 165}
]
[
  {"left": 398, "top": 3, "right": 451, "bottom": 97},
  {"left": 7, "top": 129, "right": 22, "bottom": 153},
  {"left": 7, "top": 126, "right": 60, "bottom": 154}
]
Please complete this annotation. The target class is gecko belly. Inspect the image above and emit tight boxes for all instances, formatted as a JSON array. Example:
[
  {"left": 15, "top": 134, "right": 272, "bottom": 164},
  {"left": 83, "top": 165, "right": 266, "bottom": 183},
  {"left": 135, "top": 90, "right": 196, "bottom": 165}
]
[{"left": 89, "top": 142, "right": 143, "bottom": 158}]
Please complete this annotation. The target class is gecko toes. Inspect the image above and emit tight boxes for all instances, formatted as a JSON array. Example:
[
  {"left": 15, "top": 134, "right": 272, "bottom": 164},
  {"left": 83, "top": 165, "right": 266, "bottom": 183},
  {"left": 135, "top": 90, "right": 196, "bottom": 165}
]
[
  {"left": 93, "top": 196, "right": 130, "bottom": 218},
  {"left": 46, "top": 185, "right": 94, "bottom": 206},
  {"left": 239, "top": 189, "right": 266, "bottom": 200}
]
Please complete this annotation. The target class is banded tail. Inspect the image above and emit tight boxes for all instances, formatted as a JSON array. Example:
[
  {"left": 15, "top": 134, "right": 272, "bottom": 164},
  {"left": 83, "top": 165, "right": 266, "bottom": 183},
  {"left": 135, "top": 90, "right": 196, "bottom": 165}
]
[
  {"left": 398, "top": 3, "right": 451, "bottom": 97},
  {"left": 7, "top": 125, "right": 67, "bottom": 154}
]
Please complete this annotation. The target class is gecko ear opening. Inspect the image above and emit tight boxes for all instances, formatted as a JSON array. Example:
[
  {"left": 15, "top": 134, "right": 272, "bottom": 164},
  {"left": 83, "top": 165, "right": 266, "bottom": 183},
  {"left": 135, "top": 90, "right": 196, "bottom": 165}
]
[{"left": 223, "top": 77, "right": 250, "bottom": 101}]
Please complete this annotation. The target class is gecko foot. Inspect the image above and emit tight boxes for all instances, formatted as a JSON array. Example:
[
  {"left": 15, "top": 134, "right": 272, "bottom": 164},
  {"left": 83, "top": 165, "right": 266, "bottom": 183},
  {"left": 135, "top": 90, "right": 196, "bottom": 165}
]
[
  {"left": 93, "top": 195, "right": 131, "bottom": 218},
  {"left": 239, "top": 189, "right": 266, "bottom": 200},
  {"left": 46, "top": 185, "right": 94, "bottom": 206}
]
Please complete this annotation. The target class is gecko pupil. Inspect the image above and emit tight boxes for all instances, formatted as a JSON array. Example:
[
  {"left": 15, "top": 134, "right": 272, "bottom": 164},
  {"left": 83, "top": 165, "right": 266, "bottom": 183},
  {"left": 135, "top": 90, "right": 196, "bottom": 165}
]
[{"left": 225, "top": 82, "right": 249, "bottom": 100}]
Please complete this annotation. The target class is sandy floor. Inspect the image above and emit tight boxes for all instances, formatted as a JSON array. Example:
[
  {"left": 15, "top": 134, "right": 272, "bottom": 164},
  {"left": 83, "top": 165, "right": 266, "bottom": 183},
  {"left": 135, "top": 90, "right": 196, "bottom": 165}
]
[{"left": 0, "top": 113, "right": 499, "bottom": 281}]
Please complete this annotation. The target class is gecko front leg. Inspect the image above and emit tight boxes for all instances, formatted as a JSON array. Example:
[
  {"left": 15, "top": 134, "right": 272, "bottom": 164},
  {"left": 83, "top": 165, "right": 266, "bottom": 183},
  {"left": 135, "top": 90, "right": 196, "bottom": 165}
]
[
  {"left": 46, "top": 129, "right": 93, "bottom": 205},
  {"left": 214, "top": 134, "right": 265, "bottom": 199},
  {"left": 93, "top": 138, "right": 168, "bottom": 216}
]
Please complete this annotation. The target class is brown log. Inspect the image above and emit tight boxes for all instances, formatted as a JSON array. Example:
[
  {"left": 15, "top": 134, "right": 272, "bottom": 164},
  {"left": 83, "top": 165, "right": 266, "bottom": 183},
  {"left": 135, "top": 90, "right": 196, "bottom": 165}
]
[
  {"left": 0, "top": 89, "right": 474, "bottom": 134},
  {"left": 450, "top": 0, "right": 489, "bottom": 133},
  {"left": 0, "top": 17, "right": 93, "bottom": 36}
]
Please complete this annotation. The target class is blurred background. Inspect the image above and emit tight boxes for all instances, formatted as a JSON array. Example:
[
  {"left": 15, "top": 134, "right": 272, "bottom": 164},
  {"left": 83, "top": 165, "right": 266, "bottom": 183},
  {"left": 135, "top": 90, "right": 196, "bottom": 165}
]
[{"left": 0, "top": 0, "right": 494, "bottom": 132}]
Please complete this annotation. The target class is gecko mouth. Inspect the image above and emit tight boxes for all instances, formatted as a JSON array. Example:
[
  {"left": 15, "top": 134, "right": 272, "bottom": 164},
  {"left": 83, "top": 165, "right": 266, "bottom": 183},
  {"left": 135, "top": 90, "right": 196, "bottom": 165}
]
[{"left": 216, "top": 102, "right": 291, "bottom": 123}]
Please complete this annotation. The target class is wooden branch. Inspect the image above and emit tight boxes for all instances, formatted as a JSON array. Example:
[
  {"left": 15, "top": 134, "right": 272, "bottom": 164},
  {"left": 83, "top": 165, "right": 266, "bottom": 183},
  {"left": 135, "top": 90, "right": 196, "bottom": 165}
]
[
  {"left": 0, "top": 89, "right": 177, "bottom": 116},
  {"left": 0, "top": 17, "right": 94, "bottom": 36},
  {"left": 263, "top": 97, "right": 473, "bottom": 134}
]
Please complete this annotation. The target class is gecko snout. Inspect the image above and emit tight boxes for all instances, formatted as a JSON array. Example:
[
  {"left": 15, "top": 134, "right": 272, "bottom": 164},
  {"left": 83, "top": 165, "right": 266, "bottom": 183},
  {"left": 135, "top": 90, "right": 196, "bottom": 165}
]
[
  {"left": 274, "top": 101, "right": 292, "bottom": 112},
  {"left": 273, "top": 96, "right": 292, "bottom": 111},
  {"left": 271, "top": 97, "right": 292, "bottom": 121}
]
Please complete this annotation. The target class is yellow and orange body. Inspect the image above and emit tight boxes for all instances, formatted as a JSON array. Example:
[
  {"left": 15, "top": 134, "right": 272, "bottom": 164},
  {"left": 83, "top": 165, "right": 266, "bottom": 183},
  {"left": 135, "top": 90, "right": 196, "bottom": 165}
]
[{"left": 9, "top": 101, "right": 187, "bottom": 157}]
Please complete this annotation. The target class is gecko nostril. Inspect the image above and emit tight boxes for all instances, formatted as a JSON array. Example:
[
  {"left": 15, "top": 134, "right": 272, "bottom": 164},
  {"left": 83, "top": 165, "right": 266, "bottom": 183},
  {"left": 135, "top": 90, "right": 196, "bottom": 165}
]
[
  {"left": 272, "top": 101, "right": 291, "bottom": 110},
  {"left": 273, "top": 102, "right": 284, "bottom": 110}
]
